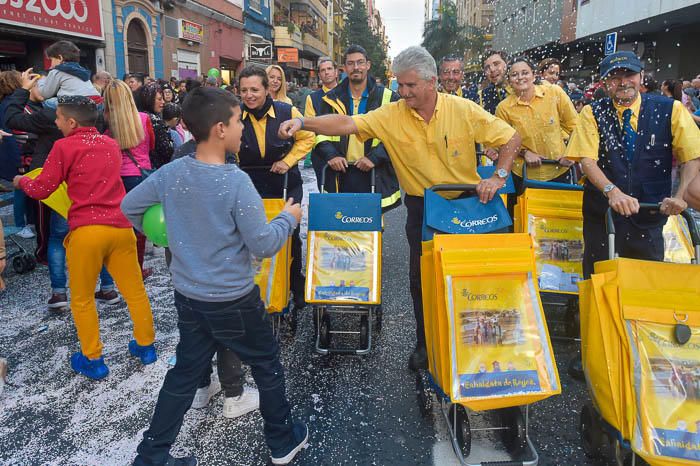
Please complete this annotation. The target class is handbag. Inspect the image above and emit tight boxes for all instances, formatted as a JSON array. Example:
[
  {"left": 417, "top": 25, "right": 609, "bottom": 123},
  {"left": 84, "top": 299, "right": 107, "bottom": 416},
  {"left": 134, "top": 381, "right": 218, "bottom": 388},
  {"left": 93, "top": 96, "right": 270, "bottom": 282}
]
[{"left": 124, "top": 149, "right": 155, "bottom": 180}]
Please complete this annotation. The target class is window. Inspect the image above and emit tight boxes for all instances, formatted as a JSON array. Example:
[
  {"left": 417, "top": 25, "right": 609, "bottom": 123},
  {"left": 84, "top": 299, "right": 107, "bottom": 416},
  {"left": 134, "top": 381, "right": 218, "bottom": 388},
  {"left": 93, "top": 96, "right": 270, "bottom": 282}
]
[{"left": 249, "top": 0, "right": 262, "bottom": 12}]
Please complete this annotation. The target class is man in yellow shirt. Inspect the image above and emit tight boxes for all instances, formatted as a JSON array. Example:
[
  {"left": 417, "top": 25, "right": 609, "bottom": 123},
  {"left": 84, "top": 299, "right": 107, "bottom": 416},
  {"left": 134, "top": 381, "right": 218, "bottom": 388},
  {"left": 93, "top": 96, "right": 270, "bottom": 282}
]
[
  {"left": 279, "top": 46, "right": 521, "bottom": 370},
  {"left": 304, "top": 57, "right": 338, "bottom": 189},
  {"left": 565, "top": 51, "right": 700, "bottom": 278}
]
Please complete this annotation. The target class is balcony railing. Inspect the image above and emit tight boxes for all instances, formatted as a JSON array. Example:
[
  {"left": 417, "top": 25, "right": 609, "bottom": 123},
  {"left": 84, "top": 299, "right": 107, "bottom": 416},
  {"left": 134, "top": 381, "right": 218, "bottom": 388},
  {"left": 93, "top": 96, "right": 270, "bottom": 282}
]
[
  {"left": 303, "top": 33, "right": 329, "bottom": 56},
  {"left": 273, "top": 25, "right": 304, "bottom": 49}
]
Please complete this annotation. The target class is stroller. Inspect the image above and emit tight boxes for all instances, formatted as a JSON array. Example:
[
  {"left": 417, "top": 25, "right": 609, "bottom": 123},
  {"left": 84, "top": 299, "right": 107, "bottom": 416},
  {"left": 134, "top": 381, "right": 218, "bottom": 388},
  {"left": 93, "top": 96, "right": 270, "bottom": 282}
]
[
  {"left": 240, "top": 166, "right": 294, "bottom": 337},
  {"left": 418, "top": 184, "right": 560, "bottom": 465},
  {"left": 579, "top": 204, "right": 700, "bottom": 466},
  {"left": 304, "top": 164, "right": 382, "bottom": 355},
  {"left": 514, "top": 160, "right": 584, "bottom": 339}
]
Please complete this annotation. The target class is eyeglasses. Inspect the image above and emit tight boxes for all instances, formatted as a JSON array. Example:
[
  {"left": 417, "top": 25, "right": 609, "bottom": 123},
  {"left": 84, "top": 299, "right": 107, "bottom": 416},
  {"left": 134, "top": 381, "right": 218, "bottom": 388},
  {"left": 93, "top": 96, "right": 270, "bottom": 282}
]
[
  {"left": 345, "top": 59, "right": 367, "bottom": 68},
  {"left": 441, "top": 69, "right": 463, "bottom": 76}
]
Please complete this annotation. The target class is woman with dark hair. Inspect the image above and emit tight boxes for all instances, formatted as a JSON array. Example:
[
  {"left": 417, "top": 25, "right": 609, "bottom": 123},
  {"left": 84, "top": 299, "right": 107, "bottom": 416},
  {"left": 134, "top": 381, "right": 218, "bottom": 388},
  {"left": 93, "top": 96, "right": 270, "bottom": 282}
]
[
  {"left": 161, "top": 83, "right": 179, "bottom": 104},
  {"left": 661, "top": 79, "right": 683, "bottom": 101},
  {"left": 237, "top": 65, "right": 314, "bottom": 310},
  {"left": 134, "top": 82, "right": 173, "bottom": 169}
]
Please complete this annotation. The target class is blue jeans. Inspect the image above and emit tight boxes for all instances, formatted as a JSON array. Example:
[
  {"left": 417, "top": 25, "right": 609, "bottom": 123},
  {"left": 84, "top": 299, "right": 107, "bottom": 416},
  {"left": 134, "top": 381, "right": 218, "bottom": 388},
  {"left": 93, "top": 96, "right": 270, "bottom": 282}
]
[
  {"left": 134, "top": 287, "right": 295, "bottom": 464},
  {"left": 13, "top": 189, "right": 28, "bottom": 228},
  {"left": 48, "top": 212, "right": 114, "bottom": 293}
]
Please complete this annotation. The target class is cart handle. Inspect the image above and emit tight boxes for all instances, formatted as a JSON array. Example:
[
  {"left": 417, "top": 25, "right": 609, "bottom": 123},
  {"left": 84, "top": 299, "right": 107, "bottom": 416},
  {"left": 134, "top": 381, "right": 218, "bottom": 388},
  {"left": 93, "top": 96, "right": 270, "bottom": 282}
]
[
  {"left": 320, "top": 162, "right": 376, "bottom": 194},
  {"left": 239, "top": 165, "right": 289, "bottom": 199},
  {"left": 428, "top": 184, "right": 478, "bottom": 194},
  {"left": 606, "top": 204, "right": 700, "bottom": 263},
  {"left": 521, "top": 159, "right": 580, "bottom": 193}
]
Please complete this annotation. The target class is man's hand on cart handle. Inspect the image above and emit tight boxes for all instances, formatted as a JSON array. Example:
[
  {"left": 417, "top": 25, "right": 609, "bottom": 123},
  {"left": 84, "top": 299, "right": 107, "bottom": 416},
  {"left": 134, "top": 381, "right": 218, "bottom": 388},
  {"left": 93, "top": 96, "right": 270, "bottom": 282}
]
[
  {"left": 522, "top": 150, "right": 543, "bottom": 167},
  {"left": 557, "top": 157, "right": 575, "bottom": 167},
  {"left": 0, "top": 129, "right": 11, "bottom": 141},
  {"left": 283, "top": 198, "right": 302, "bottom": 224},
  {"left": 328, "top": 157, "right": 348, "bottom": 173},
  {"left": 659, "top": 197, "right": 687, "bottom": 216},
  {"left": 484, "top": 148, "right": 499, "bottom": 161},
  {"left": 279, "top": 118, "right": 302, "bottom": 139},
  {"left": 477, "top": 175, "right": 506, "bottom": 204},
  {"left": 355, "top": 157, "right": 375, "bottom": 172},
  {"left": 607, "top": 188, "right": 640, "bottom": 217},
  {"left": 270, "top": 161, "right": 290, "bottom": 174}
]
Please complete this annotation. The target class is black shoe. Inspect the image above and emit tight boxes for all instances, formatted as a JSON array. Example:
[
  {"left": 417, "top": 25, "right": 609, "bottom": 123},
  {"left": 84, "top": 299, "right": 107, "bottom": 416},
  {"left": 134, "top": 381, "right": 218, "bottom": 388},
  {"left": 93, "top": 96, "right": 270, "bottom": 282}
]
[
  {"left": 164, "top": 454, "right": 197, "bottom": 466},
  {"left": 567, "top": 355, "right": 585, "bottom": 382},
  {"left": 408, "top": 346, "right": 428, "bottom": 372}
]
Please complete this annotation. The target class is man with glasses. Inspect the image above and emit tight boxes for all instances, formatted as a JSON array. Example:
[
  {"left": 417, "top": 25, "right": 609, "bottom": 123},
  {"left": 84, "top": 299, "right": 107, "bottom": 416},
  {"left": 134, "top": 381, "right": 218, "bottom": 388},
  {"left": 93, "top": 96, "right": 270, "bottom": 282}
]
[
  {"left": 438, "top": 55, "right": 478, "bottom": 101},
  {"left": 565, "top": 51, "right": 700, "bottom": 379},
  {"left": 313, "top": 45, "right": 401, "bottom": 211},
  {"left": 305, "top": 57, "right": 339, "bottom": 188}
]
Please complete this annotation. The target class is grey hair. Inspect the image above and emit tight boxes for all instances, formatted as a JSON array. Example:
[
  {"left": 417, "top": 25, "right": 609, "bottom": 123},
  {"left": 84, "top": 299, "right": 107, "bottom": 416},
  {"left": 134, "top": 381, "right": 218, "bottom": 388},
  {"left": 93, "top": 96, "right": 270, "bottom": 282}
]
[{"left": 392, "top": 46, "right": 437, "bottom": 81}]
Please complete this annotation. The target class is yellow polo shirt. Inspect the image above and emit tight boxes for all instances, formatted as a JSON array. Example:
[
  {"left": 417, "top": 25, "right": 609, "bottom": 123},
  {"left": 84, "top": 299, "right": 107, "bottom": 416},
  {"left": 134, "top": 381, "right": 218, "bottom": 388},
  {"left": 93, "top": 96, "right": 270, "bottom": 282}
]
[
  {"left": 351, "top": 93, "right": 516, "bottom": 196},
  {"left": 495, "top": 84, "right": 578, "bottom": 180},
  {"left": 565, "top": 95, "right": 700, "bottom": 164},
  {"left": 346, "top": 97, "right": 364, "bottom": 162},
  {"left": 243, "top": 105, "right": 315, "bottom": 167}
]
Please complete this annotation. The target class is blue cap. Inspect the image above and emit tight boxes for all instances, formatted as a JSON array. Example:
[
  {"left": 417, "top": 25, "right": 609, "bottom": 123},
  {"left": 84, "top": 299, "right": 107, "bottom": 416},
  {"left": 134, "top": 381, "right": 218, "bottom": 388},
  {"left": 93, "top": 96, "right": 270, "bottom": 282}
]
[{"left": 599, "top": 51, "right": 643, "bottom": 78}]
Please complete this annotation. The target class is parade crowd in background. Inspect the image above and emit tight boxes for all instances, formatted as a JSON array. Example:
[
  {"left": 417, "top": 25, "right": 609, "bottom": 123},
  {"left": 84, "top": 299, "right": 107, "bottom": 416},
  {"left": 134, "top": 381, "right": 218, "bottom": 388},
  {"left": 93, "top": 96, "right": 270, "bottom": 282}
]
[{"left": 2, "top": 38, "right": 700, "bottom": 465}]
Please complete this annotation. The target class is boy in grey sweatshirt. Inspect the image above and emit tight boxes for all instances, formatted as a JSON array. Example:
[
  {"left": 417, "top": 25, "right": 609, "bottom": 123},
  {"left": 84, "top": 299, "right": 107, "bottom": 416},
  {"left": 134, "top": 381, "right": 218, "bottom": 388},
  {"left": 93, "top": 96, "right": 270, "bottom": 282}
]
[
  {"left": 123, "top": 87, "right": 309, "bottom": 466},
  {"left": 39, "top": 41, "right": 99, "bottom": 109}
]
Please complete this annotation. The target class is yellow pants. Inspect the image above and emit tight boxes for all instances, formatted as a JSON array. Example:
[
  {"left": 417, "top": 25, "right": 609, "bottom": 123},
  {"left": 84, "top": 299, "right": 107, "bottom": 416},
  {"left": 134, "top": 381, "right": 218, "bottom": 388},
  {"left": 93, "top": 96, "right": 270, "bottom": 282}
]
[{"left": 65, "top": 225, "right": 155, "bottom": 359}]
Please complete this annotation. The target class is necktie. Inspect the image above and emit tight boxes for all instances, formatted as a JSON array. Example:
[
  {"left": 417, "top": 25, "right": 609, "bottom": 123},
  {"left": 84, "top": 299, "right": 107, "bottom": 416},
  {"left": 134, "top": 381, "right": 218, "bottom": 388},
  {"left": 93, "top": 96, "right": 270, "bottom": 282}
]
[{"left": 622, "top": 108, "right": 636, "bottom": 163}]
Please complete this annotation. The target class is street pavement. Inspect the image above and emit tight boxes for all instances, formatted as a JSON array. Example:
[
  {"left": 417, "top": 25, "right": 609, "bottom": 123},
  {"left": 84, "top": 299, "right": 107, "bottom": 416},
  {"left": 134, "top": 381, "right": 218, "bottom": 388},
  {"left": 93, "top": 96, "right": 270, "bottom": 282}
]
[{"left": 1, "top": 167, "right": 613, "bottom": 465}]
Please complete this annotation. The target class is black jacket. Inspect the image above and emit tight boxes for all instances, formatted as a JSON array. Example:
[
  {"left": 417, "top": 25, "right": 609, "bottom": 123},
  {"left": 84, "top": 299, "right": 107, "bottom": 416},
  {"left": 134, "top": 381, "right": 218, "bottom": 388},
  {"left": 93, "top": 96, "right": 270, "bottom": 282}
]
[
  {"left": 2, "top": 89, "right": 63, "bottom": 170},
  {"left": 316, "top": 77, "right": 401, "bottom": 211}
]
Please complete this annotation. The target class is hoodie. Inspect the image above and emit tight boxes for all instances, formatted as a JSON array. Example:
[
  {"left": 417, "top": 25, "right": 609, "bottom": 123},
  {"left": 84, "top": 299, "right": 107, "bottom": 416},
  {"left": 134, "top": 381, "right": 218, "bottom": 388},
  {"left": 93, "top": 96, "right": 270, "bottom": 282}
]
[{"left": 38, "top": 62, "right": 99, "bottom": 100}]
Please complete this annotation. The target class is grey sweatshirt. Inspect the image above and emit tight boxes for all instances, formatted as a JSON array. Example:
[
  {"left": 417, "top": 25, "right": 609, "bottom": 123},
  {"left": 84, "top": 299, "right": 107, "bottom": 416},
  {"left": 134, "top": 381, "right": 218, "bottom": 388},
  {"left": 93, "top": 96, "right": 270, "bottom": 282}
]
[
  {"left": 121, "top": 156, "right": 297, "bottom": 302},
  {"left": 38, "top": 70, "right": 99, "bottom": 99}
]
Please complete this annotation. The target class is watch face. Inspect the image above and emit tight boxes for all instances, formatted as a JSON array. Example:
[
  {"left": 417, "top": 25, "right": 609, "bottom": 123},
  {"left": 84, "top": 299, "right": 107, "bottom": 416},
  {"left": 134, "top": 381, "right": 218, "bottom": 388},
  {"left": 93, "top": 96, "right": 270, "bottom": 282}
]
[{"left": 497, "top": 168, "right": 508, "bottom": 178}]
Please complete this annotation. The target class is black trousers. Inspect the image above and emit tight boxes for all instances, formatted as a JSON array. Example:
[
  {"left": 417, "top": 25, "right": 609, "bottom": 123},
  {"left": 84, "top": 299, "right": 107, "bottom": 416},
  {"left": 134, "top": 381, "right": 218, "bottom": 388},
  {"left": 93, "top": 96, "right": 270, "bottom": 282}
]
[
  {"left": 404, "top": 195, "right": 426, "bottom": 348},
  {"left": 582, "top": 213, "right": 666, "bottom": 278}
]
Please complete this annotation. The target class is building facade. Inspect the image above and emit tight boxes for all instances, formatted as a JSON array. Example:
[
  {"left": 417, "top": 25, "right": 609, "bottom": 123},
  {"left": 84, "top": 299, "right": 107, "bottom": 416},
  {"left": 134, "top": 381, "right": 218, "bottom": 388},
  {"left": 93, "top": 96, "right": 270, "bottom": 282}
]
[
  {"left": 112, "top": 0, "right": 163, "bottom": 79},
  {"left": 0, "top": 0, "right": 115, "bottom": 76},
  {"left": 491, "top": 0, "right": 565, "bottom": 56},
  {"left": 244, "top": 0, "right": 274, "bottom": 70},
  {"left": 161, "top": 0, "right": 244, "bottom": 84}
]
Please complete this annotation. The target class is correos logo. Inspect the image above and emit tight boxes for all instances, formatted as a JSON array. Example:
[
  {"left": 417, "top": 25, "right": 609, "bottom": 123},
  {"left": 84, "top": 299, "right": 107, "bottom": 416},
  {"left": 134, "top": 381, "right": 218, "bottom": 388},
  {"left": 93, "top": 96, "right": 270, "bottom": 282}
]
[
  {"left": 335, "top": 211, "right": 373, "bottom": 224},
  {"left": 451, "top": 215, "right": 499, "bottom": 229}
]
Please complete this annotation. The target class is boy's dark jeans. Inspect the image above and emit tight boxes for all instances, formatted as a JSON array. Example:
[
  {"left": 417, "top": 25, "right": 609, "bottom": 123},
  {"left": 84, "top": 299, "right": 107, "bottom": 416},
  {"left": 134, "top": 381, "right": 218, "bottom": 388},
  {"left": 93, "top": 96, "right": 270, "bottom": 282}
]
[{"left": 134, "top": 287, "right": 294, "bottom": 465}]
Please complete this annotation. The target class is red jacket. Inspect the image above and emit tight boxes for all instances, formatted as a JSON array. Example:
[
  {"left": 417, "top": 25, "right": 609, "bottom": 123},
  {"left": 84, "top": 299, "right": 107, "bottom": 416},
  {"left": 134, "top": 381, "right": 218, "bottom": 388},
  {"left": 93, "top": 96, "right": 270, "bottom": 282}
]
[{"left": 19, "top": 126, "right": 132, "bottom": 231}]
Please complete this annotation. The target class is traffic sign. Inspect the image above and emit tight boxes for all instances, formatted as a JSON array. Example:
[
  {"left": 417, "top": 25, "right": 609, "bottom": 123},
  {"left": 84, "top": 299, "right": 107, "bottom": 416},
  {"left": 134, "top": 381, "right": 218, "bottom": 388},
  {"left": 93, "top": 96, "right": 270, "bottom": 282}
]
[{"left": 605, "top": 32, "right": 617, "bottom": 56}]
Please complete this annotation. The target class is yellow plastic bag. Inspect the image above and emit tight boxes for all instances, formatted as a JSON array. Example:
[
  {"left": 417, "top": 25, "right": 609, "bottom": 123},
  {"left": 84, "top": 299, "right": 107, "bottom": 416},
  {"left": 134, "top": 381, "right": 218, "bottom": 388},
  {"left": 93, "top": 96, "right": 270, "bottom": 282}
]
[
  {"left": 253, "top": 199, "right": 291, "bottom": 313},
  {"left": 305, "top": 230, "right": 381, "bottom": 304},
  {"left": 25, "top": 168, "right": 71, "bottom": 219},
  {"left": 664, "top": 215, "right": 695, "bottom": 263}
]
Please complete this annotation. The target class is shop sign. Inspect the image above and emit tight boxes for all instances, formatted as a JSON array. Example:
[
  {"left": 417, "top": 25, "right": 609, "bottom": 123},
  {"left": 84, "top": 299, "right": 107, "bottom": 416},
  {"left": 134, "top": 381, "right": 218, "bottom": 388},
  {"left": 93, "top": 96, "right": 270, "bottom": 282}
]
[
  {"left": 178, "top": 19, "right": 203, "bottom": 43},
  {"left": 0, "top": 0, "right": 104, "bottom": 41},
  {"left": 249, "top": 42, "right": 272, "bottom": 60},
  {"left": 277, "top": 47, "right": 299, "bottom": 63}
]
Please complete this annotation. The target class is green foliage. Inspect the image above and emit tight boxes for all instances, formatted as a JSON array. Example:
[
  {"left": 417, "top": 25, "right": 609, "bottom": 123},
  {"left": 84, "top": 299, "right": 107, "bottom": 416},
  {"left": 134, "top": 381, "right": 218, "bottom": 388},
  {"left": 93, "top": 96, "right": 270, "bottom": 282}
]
[
  {"left": 421, "top": 0, "right": 485, "bottom": 64},
  {"left": 340, "top": 0, "right": 389, "bottom": 79}
]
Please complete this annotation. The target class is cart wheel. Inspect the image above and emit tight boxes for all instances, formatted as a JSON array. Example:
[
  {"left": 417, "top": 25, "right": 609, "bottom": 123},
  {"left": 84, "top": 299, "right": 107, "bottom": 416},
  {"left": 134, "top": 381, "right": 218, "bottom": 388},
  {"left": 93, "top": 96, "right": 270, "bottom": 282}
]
[
  {"left": 448, "top": 404, "right": 471, "bottom": 458},
  {"left": 375, "top": 306, "right": 383, "bottom": 333},
  {"left": 12, "top": 255, "right": 27, "bottom": 274},
  {"left": 580, "top": 403, "right": 605, "bottom": 459},
  {"left": 500, "top": 406, "right": 527, "bottom": 453},
  {"left": 319, "top": 313, "right": 331, "bottom": 348},
  {"left": 565, "top": 297, "right": 580, "bottom": 338},
  {"left": 359, "top": 315, "right": 370, "bottom": 349},
  {"left": 25, "top": 254, "right": 36, "bottom": 272}
]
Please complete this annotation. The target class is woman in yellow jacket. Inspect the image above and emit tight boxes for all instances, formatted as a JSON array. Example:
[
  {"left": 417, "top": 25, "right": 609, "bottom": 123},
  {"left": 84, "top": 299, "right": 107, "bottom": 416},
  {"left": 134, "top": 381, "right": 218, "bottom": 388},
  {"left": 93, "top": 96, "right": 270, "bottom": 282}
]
[{"left": 495, "top": 57, "right": 578, "bottom": 191}]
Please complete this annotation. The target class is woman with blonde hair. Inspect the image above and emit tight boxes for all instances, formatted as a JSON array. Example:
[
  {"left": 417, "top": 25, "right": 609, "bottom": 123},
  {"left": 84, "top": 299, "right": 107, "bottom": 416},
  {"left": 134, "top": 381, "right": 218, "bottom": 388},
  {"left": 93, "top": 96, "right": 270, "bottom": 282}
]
[
  {"left": 103, "top": 79, "right": 155, "bottom": 278},
  {"left": 265, "top": 65, "right": 293, "bottom": 104}
]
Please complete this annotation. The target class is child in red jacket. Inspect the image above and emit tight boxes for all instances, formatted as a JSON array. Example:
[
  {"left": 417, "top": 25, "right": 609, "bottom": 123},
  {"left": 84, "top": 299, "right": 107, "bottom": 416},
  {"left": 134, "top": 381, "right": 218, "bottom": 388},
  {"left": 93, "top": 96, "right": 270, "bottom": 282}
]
[{"left": 13, "top": 95, "right": 156, "bottom": 380}]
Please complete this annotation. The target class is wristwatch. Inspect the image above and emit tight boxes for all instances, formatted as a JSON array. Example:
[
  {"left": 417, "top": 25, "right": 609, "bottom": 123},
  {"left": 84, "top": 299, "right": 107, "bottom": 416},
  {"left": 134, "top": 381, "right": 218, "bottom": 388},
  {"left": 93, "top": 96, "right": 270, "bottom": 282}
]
[
  {"left": 496, "top": 168, "right": 509, "bottom": 179},
  {"left": 603, "top": 184, "right": 617, "bottom": 197}
]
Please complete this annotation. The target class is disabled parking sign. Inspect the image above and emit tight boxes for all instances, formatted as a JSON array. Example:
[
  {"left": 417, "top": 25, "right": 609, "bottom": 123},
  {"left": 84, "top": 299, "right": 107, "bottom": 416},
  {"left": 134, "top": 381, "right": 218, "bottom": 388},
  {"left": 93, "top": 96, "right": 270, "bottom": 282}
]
[{"left": 605, "top": 32, "right": 617, "bottom": 56}]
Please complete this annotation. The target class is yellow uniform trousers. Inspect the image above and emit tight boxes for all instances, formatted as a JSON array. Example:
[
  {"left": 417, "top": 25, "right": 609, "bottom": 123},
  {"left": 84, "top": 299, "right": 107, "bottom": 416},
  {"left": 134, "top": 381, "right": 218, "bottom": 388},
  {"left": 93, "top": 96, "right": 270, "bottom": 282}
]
[{"left": 64, "top": 225, "right": 155, "bottom": 359}]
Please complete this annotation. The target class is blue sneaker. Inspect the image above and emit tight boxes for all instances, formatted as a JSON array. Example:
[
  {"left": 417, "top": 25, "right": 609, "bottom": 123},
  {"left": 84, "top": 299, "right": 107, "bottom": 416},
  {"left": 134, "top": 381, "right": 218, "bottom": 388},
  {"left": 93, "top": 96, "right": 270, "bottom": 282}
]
[
  {"left": 271, "top": 421, "right": 309, "bottom": 465},
  {"left": 70, "top": 352, "right": 109, "bottom": 380},
  {"left": 128, "top": 340, "right": 158, "bottom": 365}
]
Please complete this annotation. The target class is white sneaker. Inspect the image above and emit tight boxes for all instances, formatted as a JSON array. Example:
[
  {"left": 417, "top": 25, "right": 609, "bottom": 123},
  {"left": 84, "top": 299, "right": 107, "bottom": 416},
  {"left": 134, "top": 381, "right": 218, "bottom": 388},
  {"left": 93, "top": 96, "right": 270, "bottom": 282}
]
[
  {"left": 16, "top": 226, "right": 35, "bottom": 239},
  {"left": 190, "top": 380, "right": 221, "bottom": 409},
  {"left": 222, "top": 386, "right": 260, "bottom": 419}
]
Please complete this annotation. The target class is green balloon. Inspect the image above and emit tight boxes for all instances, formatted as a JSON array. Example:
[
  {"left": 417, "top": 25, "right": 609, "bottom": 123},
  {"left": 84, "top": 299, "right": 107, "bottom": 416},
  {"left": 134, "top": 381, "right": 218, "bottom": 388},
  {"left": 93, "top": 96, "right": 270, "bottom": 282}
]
[
  {"left": 207, "top": 68, "right": 220, "bottom": 78},
  {"left": 143, "top": 204, "right": 168, "bottom": 247}
]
